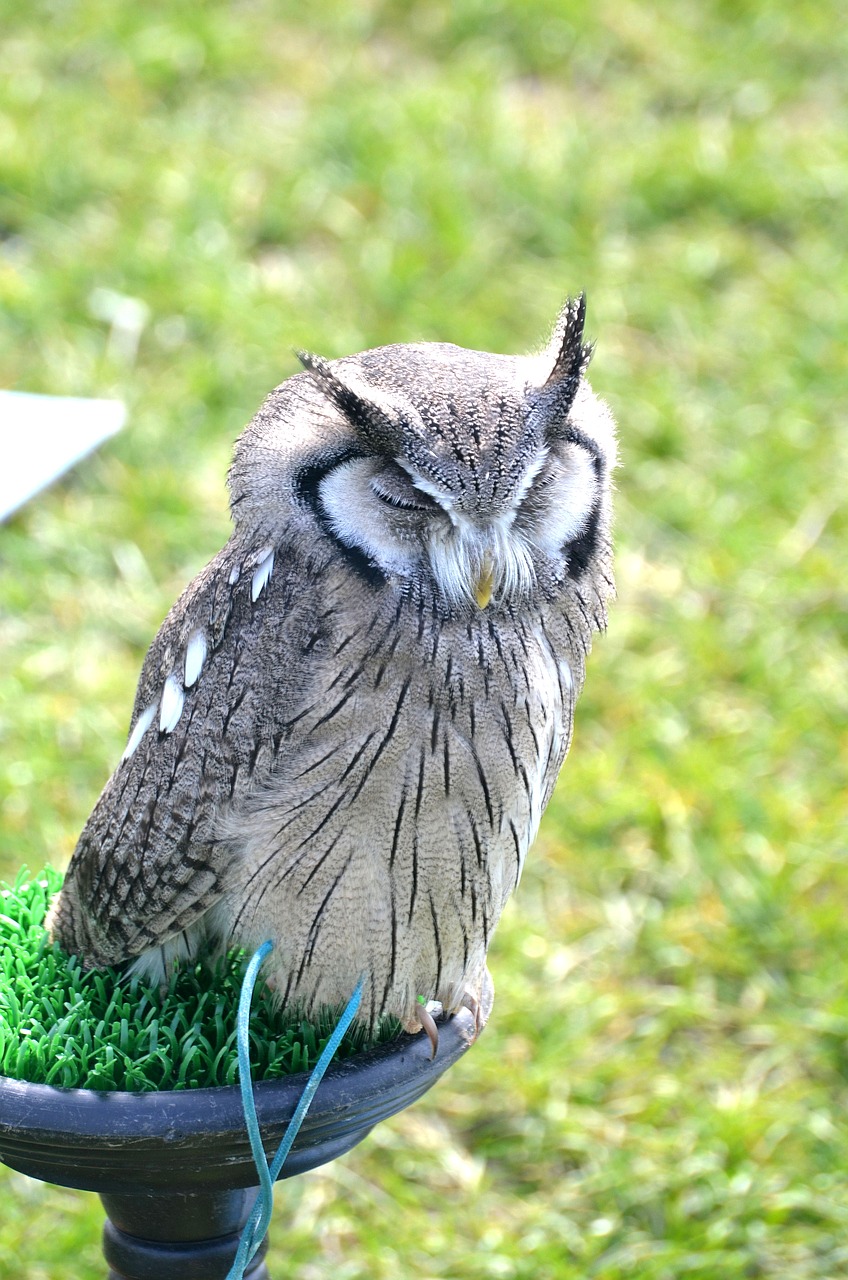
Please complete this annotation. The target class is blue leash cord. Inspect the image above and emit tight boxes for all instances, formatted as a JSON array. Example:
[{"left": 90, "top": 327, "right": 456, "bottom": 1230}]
[{"left": 226, "top": 944, "right": 364, "bottom": 1279}]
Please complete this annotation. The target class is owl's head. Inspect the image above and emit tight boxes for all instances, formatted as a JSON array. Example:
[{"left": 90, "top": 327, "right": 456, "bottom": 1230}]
[{"left": 230, "top": 297, "right": 616, "bottom": 615}]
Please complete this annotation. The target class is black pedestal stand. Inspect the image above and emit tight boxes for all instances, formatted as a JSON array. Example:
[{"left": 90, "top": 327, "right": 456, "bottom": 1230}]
[
  {"left": 101, "top": 1188, "right": 269, "bottom": 1280},
  {"left": 0, "top": 996, "right": 488, "bottom": 1279}
]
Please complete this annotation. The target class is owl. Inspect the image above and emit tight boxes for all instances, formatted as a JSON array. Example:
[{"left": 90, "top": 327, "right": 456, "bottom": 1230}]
[{"left": 48, "top": 296, "right": 616, "bottom": 1052}]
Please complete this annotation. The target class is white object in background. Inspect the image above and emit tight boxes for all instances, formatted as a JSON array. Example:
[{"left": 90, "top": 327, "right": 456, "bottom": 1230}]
[{"left": 0, "top": 391, "right": 126, "bottom": 521}]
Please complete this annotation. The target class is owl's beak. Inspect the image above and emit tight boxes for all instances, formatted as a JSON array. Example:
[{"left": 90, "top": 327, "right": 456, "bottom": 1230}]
[{"left": 474, "top": 555, "right": 494, "bottom": 609}]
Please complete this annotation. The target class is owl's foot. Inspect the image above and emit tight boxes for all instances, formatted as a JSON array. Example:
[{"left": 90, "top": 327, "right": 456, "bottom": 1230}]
[{"left": 402, "top": 970, "right": 493, "bottom": 1057}]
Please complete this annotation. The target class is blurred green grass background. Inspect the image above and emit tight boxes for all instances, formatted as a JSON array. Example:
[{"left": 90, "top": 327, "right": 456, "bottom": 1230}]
[{"left": 0, "top": 1, "right": 845, "bottom": 1276}]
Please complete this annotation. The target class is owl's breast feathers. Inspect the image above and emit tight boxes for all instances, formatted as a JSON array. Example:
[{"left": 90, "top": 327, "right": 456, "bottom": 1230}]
[
  {"left": 49, "top": 532, "right": 601, "bottom": 1024},
  {"left": 179, "top": 546, "right": 595, "bottom": 1023}
]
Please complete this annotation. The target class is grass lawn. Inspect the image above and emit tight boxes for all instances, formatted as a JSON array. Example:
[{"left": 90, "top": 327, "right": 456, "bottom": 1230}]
[{"left": 1, "top": 2, "right": 846, "bottom": 1276}]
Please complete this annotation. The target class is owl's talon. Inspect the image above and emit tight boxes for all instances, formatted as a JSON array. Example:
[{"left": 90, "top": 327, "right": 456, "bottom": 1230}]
[
  {"left": 460, "top": 990, "right": 482, "bottom": 1034},
  {"left": 417, "top": 1002, "right": 440, "bottom": 1059}
]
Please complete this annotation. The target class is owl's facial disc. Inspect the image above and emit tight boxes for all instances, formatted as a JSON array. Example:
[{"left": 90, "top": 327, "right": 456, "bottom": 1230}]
[{"left": 313, "top": 438, "right": 601, "bottom": 612}]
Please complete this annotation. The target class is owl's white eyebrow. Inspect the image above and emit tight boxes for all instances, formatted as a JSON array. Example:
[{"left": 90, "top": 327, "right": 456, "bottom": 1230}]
[
  {"left": 511, "top": 447, "right": 550, "bottom": 507},
  {"left": 394, "top": 459, "right": 457, "bottom": 522}
]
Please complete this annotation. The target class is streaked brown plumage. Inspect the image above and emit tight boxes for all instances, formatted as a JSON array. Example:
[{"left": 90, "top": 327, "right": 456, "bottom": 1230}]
[{"left": 49, "top": 296, "right": 616, "bottom": 1041}]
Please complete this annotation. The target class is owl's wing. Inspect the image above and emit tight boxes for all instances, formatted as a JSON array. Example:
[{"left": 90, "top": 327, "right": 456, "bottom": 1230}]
[{"left": 53, "top": 538, "right": 324, "bottom": 967}]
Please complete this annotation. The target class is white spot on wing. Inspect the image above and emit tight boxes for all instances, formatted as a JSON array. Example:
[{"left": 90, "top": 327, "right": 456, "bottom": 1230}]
[
  {"left": 123, "top": 702, "right": 156, "bottom": 760},
  {"left": 251, "top": 548, "right": 274, "bottom": 602},
  {"left": 229, "top": 564, "right": 241, "bottom": 585},
  {"left": 159, "top": 673, "right": 185, "bottom": 734},
  {"left": 559, "top": 658, "right": 573, "bottom": 692},
  {"left": 184, "top": 630, "right": 207, "bottom": 688}
]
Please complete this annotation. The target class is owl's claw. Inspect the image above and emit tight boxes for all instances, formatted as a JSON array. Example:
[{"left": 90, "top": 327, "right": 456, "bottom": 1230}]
[
  {"left": 416, "top": 1001, "right": 440, "bottom": 1059},
  {"left": 460, "top": 990, "right": 483, "bottom": 1035}
]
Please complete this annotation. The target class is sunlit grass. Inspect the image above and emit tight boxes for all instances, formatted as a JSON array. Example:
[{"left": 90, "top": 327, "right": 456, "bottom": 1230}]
[{"left": 1, "top": 0, "right": 845, "bottom": 1275}]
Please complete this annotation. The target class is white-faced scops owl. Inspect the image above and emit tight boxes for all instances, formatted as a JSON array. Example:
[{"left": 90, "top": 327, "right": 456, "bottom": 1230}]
[{"left": 48, "top": 296, "right": 616, "bottom": 1050}]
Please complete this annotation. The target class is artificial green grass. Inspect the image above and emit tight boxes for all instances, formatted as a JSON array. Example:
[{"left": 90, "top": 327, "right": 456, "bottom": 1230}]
[{"left": 0, "top": 868, "right": 400, "bottom": 1092}]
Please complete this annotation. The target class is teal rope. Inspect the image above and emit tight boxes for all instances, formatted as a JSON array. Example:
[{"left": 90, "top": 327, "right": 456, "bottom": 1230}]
[
  {"left": 226, "top": 945, "right": 364, "bottom": 1279},
  {"left": 234, "top": 940, "right": 275, "bottom": 1237}
]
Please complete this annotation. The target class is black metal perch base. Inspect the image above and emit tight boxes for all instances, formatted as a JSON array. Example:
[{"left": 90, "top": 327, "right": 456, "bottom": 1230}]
[{"left": 0, "top": 998, "right": 487, "bottom": 1280}]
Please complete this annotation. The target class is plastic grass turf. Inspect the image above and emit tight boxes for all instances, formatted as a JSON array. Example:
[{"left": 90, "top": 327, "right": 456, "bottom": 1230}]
[{"left": 0, "top": 868, "right": 401, "bottom": 1092}]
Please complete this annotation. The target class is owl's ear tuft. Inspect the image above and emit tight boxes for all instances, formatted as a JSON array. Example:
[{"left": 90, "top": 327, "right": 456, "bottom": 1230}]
[
  {"left": 539, "top": 293, "right": 594, "bottom": 398},
  {"left": 296, "top": 350, "right": 398, "bottom": 453}
]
